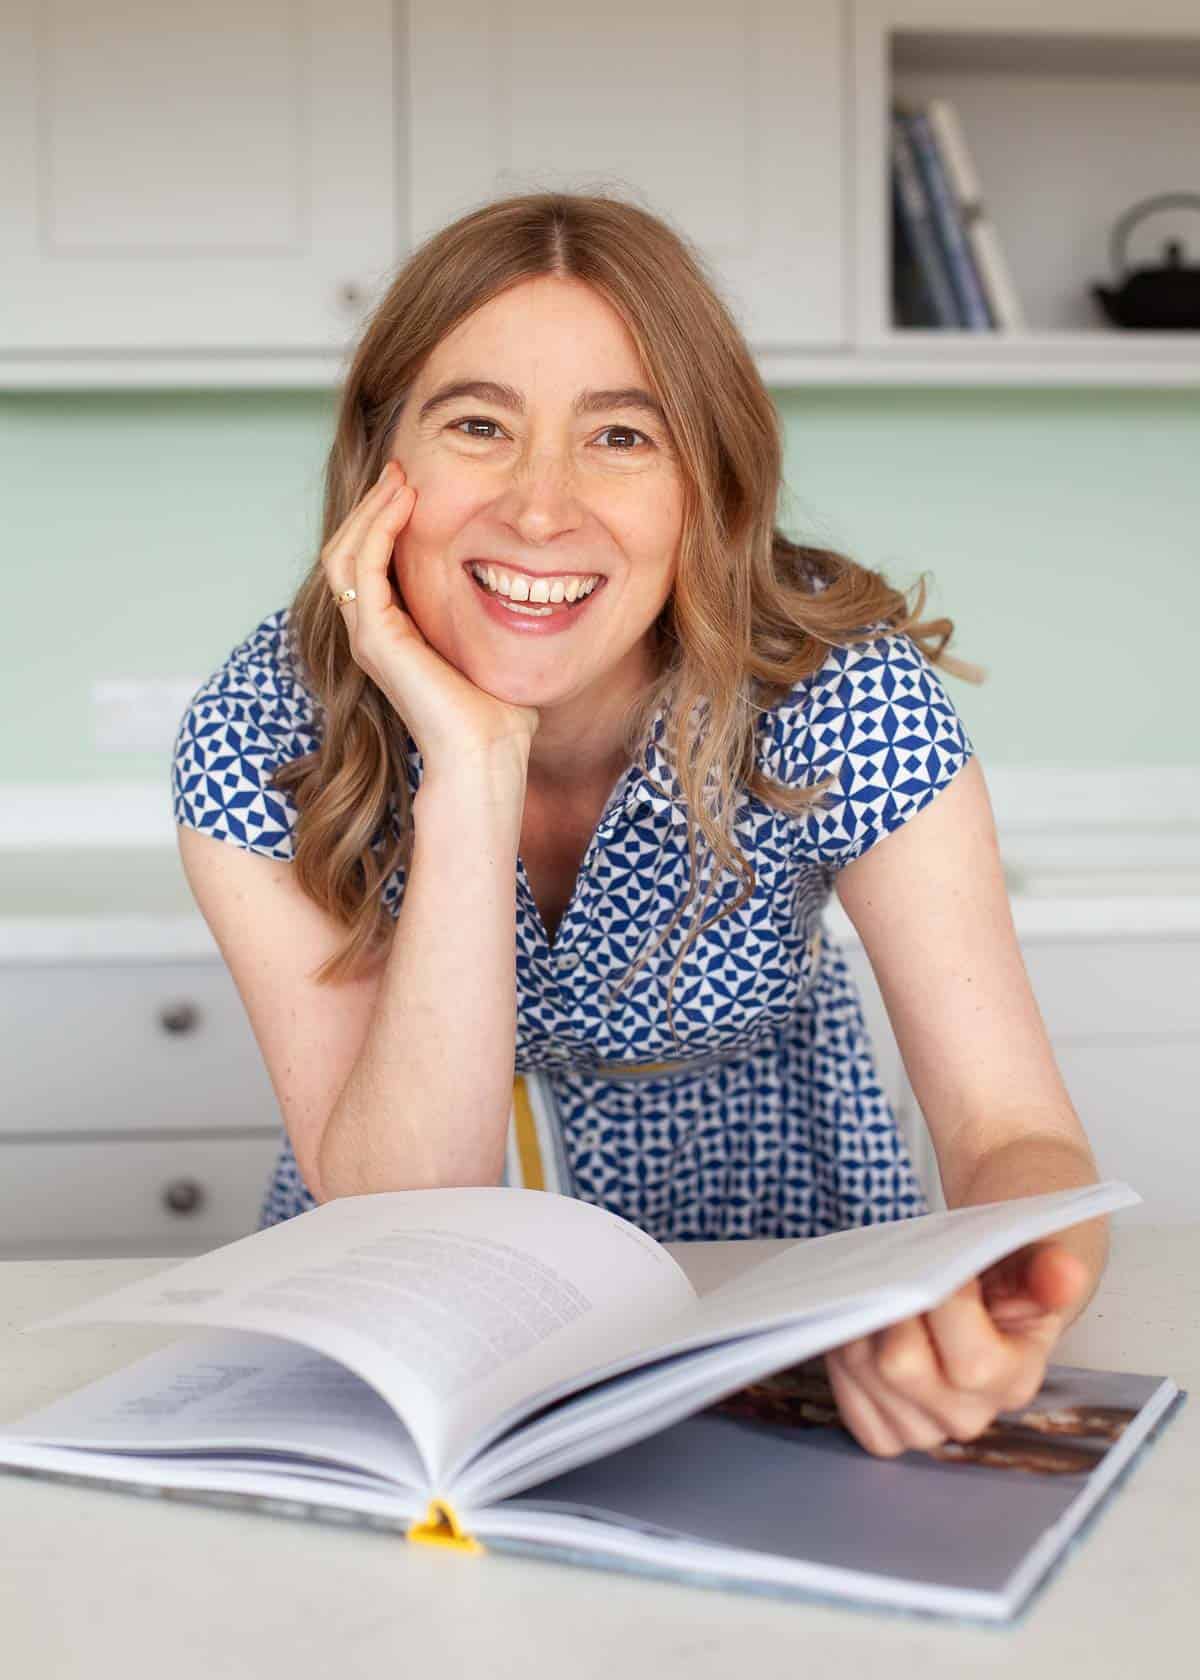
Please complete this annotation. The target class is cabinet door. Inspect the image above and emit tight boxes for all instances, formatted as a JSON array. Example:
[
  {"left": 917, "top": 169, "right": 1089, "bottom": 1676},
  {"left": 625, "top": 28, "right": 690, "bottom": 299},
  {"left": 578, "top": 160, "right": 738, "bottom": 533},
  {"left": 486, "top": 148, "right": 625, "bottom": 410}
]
[
  {"left": 406, "top": 0, "right": 847, "bottom": 349},
  {"left": 0, "top": 0, "right": 397, "bottom": 355}
]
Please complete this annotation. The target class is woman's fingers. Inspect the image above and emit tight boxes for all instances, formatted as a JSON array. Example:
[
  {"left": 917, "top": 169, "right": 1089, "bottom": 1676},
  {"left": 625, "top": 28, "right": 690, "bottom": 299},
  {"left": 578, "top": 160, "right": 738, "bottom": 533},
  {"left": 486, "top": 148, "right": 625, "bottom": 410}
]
[
  {"left": 824, "top": 1348, "right": 909, "bottom": 1457},
  {"left": 321, "top": 461, "right": 410, "bottom": 623},
  {"left": 826, "top": 1300, "right": 1042, "bottom": 1457},
  {"left": 326, "top": 460, "right": 405, "bottom": 574},
  {"left": 829, "top": 1332, "right": 944, "bottom": 1454},
  {"left": 351, "top": 479, "right": 416, "bottom": 622},
  {"left": 845, "top": 1320, "right": 992, "bottom": 1447},
  {"left": 923, "top": 1276, "right": 1022, "bottom": 1392}
]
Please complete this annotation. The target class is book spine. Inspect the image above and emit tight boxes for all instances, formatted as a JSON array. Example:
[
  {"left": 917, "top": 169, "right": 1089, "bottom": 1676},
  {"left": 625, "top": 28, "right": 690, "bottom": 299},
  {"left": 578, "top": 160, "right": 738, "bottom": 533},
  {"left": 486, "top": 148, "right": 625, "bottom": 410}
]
[
  {"left": 965, "top": 218, "right": 1027, "bottom": 331},
  {"left": 890, "top": 111, "right": 962, "bottom": 327},
  {"left": 891, "top": 172, "right": 937, "bottom": 327},
  {"left": 925, "top": 96, "right": 1027, "bottom": 331},
  {"left": 904, "top": 109, "right": 994, "bottom": 329},
  {"left": 408, "top": 1498, "right": 483, "bottom": 1553}
]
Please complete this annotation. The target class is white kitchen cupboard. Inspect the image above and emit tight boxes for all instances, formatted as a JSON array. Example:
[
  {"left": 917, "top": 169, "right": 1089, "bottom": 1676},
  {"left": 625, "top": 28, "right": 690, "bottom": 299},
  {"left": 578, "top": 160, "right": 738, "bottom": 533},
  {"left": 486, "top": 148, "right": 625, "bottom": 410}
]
[
  {"left": 6, "top": 2, "right": 1200, "bottom": 389},
  {"left": 1018, "top": 936, "right": 1200, "bottom": 1224},
  {"left": 1, "top": 907, "right": 1195, "bottom": 1258},
  {"left": 0, "top": 0, "right": 848, "bottom": 386},
  {"left": 0, "top": 956, "right": 282, "bottom": 1259},
  {"left": 406, "top": 0, "right": 847, "bottom": 353},
  {"left": 0, "top": 0, "right": 399, "bottom": 371},
  {"left": 836, "top": 913, "right": 1200, "bottom": 1224}
]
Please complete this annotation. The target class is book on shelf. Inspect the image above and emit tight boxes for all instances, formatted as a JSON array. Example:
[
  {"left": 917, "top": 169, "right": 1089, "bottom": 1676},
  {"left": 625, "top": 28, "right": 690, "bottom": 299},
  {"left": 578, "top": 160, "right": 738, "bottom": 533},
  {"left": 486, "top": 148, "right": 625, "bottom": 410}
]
[
  {"left": 891, "top": 99, "right": 1026, "bottom": 332},
  {"left": 0, "top": 1180, "right": 1183, "bottom": 1624},
  {"left": 891, "top": 109, "right": 961, "bottom": 326}
]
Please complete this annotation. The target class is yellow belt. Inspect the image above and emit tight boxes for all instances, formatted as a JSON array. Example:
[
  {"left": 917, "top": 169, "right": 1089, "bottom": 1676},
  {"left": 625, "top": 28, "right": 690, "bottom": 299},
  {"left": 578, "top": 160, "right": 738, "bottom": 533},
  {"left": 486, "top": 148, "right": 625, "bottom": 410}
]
[{"left": 509, "top": 1053, "right": 726, "bottom": 1193}]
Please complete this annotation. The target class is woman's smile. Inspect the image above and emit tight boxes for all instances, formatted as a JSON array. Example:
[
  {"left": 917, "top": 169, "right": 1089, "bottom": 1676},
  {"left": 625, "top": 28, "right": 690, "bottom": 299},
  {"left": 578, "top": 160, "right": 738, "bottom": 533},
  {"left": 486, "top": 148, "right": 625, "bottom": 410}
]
[{"left": 464, "top": 557, "right": 608, "bottom": 635}]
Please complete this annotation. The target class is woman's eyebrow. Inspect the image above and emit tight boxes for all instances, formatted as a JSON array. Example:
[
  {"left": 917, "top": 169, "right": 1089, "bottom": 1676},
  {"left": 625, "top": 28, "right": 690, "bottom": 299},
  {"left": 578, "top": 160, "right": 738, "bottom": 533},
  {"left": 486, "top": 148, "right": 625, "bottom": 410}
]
[{"left": 417, "top": 378, "right": 666, "bottom": 426}]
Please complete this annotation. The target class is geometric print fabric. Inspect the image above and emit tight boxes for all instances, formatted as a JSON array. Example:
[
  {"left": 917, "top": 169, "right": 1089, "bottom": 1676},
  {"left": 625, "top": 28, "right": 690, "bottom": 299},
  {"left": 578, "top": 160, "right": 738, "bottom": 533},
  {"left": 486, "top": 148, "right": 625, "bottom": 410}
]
[{"left": 172, "top": 608, "right": 976, "bottom": 1242}]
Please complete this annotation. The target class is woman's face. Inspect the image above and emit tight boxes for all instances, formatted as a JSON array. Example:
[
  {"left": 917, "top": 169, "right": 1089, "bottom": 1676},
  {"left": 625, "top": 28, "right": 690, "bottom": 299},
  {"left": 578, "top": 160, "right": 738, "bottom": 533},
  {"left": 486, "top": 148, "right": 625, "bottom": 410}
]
[{"left": 385, "top": 274, "right": 684, "bottom": 712}]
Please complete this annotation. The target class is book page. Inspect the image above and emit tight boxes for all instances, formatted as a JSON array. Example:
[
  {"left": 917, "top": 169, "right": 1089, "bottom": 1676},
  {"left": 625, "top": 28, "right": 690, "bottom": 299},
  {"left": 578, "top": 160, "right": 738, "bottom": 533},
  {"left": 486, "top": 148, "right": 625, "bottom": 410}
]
[
  {"left": 28, "top": 1188, "right": 695, "bottom": 1487},
  {"left": 0, "top": 1328, "right": 426, "bottom": 1490},
  {"left": 685, "top": 1183, "right": 1142, "bottom": 1345},
  {"left": 451, "top": 1181, "right": 1143, "bottom": 1495}
]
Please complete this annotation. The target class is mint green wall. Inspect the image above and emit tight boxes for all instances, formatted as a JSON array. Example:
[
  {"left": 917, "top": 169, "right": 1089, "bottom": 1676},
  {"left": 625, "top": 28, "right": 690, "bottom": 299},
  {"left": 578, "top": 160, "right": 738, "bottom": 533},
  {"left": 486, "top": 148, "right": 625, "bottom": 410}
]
[{"left": 2, "top": 386, "right": 1196, "bottom": 785}]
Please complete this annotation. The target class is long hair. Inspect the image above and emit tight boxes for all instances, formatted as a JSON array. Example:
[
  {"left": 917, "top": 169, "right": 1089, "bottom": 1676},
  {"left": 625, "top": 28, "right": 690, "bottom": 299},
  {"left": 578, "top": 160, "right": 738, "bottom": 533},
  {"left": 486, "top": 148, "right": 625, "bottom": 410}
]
[{"left": 273, "top": 190, "right": 984, "bottom": 1047}]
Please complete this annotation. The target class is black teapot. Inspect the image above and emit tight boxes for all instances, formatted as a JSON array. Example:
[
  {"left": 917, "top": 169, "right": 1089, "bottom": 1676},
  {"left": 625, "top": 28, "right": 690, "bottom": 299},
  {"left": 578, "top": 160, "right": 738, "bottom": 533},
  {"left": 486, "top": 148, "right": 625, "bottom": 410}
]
[{"left": 1092, "top": 192, "right": 1200, "bottom": 329}]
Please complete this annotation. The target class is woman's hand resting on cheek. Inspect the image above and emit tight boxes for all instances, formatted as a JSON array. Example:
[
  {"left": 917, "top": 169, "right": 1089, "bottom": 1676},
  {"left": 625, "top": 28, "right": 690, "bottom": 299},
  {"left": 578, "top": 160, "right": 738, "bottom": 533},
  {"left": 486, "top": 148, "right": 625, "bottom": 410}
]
[
  {"left": 322, "top": 459, "right": 541, "bottom": 771},
  {"left": 823, "top": 1239, "right": 1092, "bottom": 1457}
]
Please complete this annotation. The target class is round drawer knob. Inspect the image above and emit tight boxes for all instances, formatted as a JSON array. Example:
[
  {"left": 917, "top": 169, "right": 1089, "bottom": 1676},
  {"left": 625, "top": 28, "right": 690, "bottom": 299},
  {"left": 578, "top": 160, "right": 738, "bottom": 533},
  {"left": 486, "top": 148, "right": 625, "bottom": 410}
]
[
  {"left": 163, "top": 1178, "right": 205, "bottom": 1216},
  {"left": 337, "top": 280, "right": 365, "bottom": 311},
  {"left": 158, "top": 1001, "right": 200, "bottom": 1035}
]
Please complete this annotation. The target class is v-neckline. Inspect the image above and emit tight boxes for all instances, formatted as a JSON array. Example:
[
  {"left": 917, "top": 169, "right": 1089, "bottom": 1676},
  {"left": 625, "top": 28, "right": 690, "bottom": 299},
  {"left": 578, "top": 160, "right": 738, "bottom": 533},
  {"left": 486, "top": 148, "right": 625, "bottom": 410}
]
[{"left": 517, "top": 760, "right": 640, "bottom": 952}]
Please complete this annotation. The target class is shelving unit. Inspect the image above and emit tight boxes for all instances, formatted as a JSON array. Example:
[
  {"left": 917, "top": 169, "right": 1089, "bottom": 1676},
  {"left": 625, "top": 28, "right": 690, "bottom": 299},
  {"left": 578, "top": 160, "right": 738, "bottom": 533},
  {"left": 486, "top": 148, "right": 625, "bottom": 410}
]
[{"left": 847, "top": 2, "right": 1200, "bottom": 386}]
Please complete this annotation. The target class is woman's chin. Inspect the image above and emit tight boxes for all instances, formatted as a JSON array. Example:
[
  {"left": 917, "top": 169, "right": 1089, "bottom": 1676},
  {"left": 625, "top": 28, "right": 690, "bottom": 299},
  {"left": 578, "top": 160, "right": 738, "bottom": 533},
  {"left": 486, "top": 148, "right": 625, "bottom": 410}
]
[{"left": 472, "top": 673, "right": 567, "bottom": 709}]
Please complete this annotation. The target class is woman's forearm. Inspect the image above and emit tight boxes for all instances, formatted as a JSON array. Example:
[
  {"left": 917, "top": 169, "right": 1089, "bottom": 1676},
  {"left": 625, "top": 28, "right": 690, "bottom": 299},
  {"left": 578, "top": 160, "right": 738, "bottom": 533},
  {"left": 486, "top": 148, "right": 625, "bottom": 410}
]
[{"left": 317, "top": 749, "right": 528, "bottom": 1198}]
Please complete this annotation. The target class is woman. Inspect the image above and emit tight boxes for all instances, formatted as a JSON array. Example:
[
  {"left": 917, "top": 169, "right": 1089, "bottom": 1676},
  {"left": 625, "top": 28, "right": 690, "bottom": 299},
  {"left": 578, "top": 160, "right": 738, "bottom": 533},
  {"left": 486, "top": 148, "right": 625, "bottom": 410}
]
[{"left": 173, "top": 190, "right": 1107, "bottom": 1459}]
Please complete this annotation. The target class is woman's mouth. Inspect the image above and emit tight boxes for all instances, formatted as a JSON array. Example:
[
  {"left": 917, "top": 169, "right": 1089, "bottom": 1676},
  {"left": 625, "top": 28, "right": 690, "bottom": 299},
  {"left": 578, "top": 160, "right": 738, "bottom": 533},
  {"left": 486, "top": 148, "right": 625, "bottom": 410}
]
[{"left": 464, "top": 561, "right": 606, "bottom": 634}]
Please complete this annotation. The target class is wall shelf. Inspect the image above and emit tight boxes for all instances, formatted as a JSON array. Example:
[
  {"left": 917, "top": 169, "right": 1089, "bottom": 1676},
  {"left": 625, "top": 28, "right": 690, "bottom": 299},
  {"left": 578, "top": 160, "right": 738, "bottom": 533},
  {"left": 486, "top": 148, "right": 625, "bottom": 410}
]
[{"left": 853, "top": 2, "right": 1200, "bottom": 383}]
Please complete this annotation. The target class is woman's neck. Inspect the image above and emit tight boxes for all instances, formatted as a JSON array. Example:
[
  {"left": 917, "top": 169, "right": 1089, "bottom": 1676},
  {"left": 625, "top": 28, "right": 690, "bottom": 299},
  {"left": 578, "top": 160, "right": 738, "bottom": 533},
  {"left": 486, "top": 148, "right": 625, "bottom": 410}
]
[{"left": 525, "top": 640, "right": 660, "bottom": 801}]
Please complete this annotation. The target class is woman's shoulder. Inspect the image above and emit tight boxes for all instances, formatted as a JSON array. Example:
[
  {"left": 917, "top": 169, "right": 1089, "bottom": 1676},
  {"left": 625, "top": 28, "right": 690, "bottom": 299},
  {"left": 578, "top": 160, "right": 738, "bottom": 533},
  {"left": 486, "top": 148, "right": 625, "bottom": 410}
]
[
  {"left": 187, "top": 606, "right": 319, "bottom": 724},
  {"left": 171, "top": 607, "right": 323, "bottom": 860},
  {"left": 756, "top": 622, "right": 975, "bottom": 869}
]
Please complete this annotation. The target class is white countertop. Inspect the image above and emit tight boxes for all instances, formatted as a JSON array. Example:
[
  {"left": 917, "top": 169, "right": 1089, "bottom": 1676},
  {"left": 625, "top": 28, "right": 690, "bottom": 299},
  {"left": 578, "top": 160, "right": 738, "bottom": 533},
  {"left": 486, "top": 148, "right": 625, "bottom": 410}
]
[
  {"left": 3, "top": 771, "right": 1199, "bottom": 963},
  {"left": 0, "top": 1224, "right": 1193, "bottom": 1677}
]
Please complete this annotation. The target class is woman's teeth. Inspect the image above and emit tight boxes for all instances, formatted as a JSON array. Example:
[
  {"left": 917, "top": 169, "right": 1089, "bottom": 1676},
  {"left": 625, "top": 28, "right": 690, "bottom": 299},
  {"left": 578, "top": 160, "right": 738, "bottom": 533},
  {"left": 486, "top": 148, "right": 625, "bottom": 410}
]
[{"left": 469, "top": 562, "right": 601, "bottom": 615}]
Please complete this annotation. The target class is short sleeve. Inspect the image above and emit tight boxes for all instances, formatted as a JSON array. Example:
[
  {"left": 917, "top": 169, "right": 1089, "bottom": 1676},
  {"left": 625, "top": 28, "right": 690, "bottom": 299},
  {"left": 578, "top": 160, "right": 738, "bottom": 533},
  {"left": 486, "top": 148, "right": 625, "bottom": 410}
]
[
  {"left": 760, "top": 628, "right": 975, "bottom": 869},
  {"left": 171, "top": 608, "right": 322, "bottom": 861}
]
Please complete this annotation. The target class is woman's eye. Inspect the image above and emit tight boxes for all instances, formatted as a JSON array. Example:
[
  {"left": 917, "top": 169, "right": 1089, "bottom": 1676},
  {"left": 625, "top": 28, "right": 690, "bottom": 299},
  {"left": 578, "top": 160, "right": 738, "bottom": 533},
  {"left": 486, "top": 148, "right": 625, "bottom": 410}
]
[
  {"left": 452, "top": 417, "right": 504, "bottom": 440},
  {"left": 596, "top": 426, "right": 649, "bottom": 451},
  {"left": 448, "top": 417, "right": 650, "bottom": 451}
]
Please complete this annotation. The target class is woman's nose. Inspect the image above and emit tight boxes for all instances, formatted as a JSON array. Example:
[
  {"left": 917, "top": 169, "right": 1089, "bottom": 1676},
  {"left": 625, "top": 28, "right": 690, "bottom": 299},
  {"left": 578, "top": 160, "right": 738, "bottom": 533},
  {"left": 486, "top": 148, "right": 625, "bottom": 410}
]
[{"left": 498, "top": 452, "right": 585, "bottom": 543}]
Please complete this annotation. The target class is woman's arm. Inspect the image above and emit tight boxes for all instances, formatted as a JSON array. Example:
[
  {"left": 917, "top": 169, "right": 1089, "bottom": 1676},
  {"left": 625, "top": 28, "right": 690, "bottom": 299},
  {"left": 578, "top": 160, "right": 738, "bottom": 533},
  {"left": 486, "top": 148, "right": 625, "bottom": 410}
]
[
  {"left": 317, "top": 749, "right": 530, "bottom": 1198},
  {"left": 824, "top": 754, "right": 1108, "bottom": 1454},
  {"left": 178, "top": 741, "right": 530, "bottom": 1205}
]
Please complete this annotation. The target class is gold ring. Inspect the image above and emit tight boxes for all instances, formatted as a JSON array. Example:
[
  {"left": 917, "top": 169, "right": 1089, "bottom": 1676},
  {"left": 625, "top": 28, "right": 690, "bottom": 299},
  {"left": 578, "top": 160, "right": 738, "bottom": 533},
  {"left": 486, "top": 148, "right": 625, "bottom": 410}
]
[{"left": 333, "top": 587, "right": 357, "bottom": 606}]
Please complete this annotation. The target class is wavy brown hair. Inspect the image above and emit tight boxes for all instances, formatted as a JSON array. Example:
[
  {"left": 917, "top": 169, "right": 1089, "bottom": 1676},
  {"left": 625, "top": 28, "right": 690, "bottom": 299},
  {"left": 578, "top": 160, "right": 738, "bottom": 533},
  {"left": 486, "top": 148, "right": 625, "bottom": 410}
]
[{"left": 273, "top": 190, "right": 984, "bottom": 1048}]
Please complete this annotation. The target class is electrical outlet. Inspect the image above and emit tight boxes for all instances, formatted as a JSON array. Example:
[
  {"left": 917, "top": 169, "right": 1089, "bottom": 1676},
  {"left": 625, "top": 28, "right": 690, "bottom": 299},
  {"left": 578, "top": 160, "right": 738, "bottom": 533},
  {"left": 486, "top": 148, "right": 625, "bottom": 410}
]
[{"left": 92, "top": 678, "right": 204, "bottom": 753}]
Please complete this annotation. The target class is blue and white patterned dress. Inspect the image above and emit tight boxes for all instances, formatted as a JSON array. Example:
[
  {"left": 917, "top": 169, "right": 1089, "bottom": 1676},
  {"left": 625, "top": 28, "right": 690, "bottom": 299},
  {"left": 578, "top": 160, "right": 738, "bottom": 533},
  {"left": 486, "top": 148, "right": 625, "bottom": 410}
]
[{"left": 172, "top": 608, "right": 974, "bottom": 1242}]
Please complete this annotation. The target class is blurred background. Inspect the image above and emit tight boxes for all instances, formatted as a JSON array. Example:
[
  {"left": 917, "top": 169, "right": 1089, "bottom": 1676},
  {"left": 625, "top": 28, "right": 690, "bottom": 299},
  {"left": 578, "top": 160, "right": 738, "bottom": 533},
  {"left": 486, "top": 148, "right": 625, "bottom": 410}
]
[{"left": 2, "top": 0, "right": 1197, "bottom": 1254}]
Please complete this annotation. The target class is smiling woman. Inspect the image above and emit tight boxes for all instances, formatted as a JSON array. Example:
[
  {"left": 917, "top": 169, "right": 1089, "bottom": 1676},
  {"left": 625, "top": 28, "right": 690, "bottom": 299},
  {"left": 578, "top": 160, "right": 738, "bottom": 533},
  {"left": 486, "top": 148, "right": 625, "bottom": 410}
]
[{"left": 171, "top": 191, "right": 1108, "bottom": 1461}]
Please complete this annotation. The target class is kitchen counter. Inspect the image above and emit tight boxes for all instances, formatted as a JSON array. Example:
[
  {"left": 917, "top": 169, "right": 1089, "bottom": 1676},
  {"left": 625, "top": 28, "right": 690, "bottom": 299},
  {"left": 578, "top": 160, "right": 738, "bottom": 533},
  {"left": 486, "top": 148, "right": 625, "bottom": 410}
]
[
  {"left": 1, "top": 857, "right": 1198, "bottom": 962},
  {"left": 0, "top": 1223, "right": 1193, "bottom": 1677}
]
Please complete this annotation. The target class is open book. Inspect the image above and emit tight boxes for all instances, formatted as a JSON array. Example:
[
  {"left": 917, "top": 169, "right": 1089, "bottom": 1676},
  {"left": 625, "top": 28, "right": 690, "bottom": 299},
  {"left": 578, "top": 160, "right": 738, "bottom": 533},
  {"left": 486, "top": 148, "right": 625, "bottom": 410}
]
[{"left": 1, "top": 1181, "right": 1183, "bottom": 1623}]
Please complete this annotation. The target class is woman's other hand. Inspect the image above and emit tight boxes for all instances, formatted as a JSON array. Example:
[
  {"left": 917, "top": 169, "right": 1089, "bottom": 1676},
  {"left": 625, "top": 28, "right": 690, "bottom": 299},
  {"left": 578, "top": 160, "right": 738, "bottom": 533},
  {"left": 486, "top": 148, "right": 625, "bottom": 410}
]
[
  {"left": 322, "top": 460, "right": 541, "bottom": 771},
  {"left": 822, "top": 1239, "right": 1092, "bottom": 1457}
]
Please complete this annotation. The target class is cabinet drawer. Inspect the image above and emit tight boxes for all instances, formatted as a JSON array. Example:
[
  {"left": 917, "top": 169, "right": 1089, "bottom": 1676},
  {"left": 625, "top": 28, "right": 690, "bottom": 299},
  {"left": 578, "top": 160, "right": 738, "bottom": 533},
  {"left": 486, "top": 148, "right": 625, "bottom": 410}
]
[
  {"left": 1022, "top": 938, "right": 1200, "bottom": 1040},
  {"left": 0, "top": 959, "right": 278, "bottom": 1136},
  {"left": 0, "top": 1134, "right": 285, "bottom": 1259}
]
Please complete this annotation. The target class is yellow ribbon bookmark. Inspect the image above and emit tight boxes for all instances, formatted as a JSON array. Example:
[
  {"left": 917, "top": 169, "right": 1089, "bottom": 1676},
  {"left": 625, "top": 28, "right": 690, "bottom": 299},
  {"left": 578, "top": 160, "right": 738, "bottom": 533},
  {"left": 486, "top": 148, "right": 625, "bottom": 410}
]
[{"left": 408, "top": 1498, "right": 484, "bottom": 1554}]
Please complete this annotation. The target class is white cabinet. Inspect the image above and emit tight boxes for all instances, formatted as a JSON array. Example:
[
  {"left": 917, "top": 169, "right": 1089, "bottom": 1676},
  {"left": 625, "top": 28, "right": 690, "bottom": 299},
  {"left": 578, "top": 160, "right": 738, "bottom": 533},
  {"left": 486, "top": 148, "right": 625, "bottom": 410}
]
[
  {"left": 5, "top": 2, "right": 1200, "bottom": 387},
  {"left": 0, "top": 0, "right": 849, "bottom": 386},
  {"left": 406, "top": 0, "right": 848, "bottom": 352},
  {"left": 1021, "top": 935, "right": 1200, "bottom": 1224},
  {"left": 0, "top": 954, "right": 283, "bottom": 1259},
  {"left": 832, "top": 909, "right": 1200, "bottom": 1222},
  {"left": 0, "top": 0, "right": 398, "bottom": 366},
  {"left": 0, "top": 1136, "right": 281, "bottom": 1259}
]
